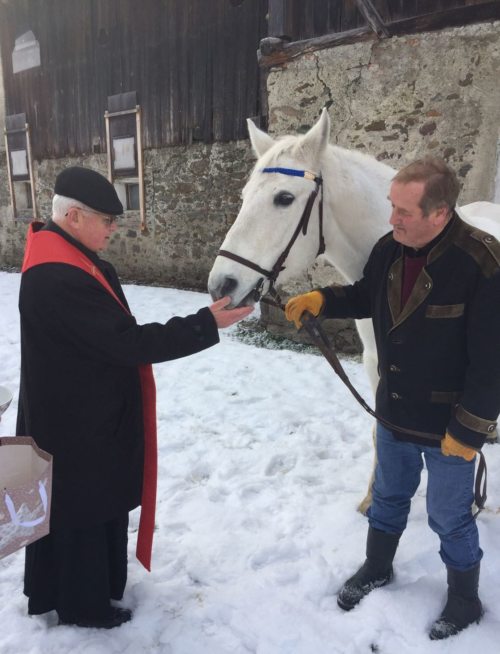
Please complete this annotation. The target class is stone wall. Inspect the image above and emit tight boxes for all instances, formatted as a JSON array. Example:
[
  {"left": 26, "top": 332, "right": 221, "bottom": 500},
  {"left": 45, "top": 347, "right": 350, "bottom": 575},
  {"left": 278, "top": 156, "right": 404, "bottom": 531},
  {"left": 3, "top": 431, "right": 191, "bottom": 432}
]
[
  {"left": 261, "top": 21, "right": 500, "bottom": 349},
  {"left": 0, "top": 142, "right": 254, "bottom": 290},
  {"left": 267, "top": 22, "right": 500, "bottom": 203}
]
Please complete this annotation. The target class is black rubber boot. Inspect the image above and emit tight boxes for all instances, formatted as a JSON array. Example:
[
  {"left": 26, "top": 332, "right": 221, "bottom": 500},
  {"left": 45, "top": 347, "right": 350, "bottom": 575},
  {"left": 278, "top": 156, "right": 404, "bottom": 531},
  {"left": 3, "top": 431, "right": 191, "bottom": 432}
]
[
  {"left": 337, "top": 527, "right": 401, "bottom": 611},
  {"left": 429, "top": 564, "right": 483, "bottom": 640}
]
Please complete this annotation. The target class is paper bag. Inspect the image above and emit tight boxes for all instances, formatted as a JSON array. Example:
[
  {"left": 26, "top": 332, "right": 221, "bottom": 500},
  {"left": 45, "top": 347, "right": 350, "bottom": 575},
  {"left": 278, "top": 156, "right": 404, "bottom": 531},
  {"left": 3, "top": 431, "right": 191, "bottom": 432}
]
[{"left": 0, "top": 436, "right": 52, "bottom": 559}]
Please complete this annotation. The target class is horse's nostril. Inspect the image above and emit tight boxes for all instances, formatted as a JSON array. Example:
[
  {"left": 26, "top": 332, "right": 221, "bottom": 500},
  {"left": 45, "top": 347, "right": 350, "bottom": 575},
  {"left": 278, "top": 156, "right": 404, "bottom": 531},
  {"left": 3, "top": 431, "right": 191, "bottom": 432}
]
[{"left": 220, "top": 277, "right": 237, "bottom": 298}]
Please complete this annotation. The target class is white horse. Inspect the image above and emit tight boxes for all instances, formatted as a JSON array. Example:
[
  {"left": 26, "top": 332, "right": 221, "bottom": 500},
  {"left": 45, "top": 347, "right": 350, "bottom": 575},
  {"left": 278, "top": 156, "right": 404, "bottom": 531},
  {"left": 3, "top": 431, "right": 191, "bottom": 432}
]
[{"left": 208, "top": 109, "right": 500, "bottom": 510}]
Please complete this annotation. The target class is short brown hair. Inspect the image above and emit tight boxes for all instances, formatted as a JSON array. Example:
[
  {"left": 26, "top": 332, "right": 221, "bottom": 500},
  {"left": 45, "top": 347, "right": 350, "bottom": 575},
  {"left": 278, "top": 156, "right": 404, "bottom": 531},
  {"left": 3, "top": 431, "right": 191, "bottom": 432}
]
[{"left": 393, "top": 157, "right": 460, "bottom": 216}]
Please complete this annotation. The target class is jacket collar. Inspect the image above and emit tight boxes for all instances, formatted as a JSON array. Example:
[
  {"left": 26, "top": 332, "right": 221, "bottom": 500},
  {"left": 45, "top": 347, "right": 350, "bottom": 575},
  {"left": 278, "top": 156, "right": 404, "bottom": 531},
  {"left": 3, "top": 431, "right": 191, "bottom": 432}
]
[
  {"left": 426, "top": 211, "right": 462, "bottom": 264},
  {"left": 387, "top": 211, "right": 462, "bottom": 330}
]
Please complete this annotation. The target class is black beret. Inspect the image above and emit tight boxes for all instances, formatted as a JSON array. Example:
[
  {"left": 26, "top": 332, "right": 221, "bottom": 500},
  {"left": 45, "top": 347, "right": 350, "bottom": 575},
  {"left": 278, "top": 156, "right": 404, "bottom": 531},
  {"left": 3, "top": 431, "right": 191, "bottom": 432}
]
[{"left": 54, "top": 166, "right": 123, "bottom": 215}]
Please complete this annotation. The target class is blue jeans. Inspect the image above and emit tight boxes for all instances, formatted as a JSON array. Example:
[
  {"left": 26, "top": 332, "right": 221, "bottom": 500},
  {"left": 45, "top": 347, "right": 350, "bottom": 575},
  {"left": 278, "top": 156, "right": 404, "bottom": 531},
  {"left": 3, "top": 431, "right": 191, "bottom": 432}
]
[{"left": 367, "top": 423, "right": 482, "bottom": 571}]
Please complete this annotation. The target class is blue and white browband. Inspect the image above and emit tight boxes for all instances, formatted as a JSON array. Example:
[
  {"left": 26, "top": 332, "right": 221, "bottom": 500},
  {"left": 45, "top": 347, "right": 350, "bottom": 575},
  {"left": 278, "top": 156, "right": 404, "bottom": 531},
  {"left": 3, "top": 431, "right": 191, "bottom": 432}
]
[{"left": 262, "top": 167, "right": 322, "bottom": 183}]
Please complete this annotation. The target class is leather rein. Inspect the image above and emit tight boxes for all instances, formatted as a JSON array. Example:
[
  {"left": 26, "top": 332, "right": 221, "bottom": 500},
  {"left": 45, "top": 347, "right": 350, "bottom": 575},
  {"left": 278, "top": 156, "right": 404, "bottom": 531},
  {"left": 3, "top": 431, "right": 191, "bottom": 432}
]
[{"left": 217, "top": 166, "right": 487, "bottom": 513}]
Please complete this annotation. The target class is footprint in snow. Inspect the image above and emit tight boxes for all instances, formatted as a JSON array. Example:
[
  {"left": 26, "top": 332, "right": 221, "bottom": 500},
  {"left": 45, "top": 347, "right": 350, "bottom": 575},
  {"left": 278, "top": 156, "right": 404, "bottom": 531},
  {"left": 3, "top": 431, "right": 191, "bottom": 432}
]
[
  {"left": 265, "top": 454, "right": 297, "bottom": 476},
  {"left": 250, "top": 542, "right": 302, "bottom": 570}
]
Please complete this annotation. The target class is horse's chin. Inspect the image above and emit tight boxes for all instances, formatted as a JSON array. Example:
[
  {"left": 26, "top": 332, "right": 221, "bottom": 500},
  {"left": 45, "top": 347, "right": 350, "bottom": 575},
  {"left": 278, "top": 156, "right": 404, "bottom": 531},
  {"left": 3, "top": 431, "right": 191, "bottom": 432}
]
[{"left": 232, "top": 289, "right": 258, "bottom": 308}]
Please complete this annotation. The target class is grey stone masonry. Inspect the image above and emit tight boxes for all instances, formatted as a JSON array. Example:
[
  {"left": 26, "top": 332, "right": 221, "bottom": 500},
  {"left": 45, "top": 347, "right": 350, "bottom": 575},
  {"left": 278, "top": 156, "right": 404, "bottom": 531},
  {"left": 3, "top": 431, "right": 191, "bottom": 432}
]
[
  {"left": 266, "top": 23, "right": 500, "bottom": 204},
  {"left": 0, "top": 143, "right": 254, "bottom": 291}
]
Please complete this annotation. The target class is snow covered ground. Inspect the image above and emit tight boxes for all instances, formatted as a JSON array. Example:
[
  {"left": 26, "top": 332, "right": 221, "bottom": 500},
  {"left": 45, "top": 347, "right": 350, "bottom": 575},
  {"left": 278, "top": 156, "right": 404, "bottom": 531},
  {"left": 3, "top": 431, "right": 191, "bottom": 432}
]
[{"left": 1, "top": 269, "right": 499, "bottom": 654}]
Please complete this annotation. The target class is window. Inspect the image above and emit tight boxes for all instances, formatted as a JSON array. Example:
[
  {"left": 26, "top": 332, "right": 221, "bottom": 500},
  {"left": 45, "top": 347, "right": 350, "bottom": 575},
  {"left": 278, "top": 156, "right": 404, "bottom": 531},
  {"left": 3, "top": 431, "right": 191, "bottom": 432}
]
[
  {"left": 126, "top": 183, "right": 140, "bottom": 211},
  {"left": 13, "top": 181, "right": 33, "bottom": 210},
  {"left": 12, "top": 31, "right": 40, "bottom": 74},
  {"left": 112, "top": 136, "right": 136, "bottom": 172},
  {"left": 114, "top": 181, "right": 140, "bottom": 211},
  {"left": 10, "top": 149, "right": 29, "bottom": 178}
]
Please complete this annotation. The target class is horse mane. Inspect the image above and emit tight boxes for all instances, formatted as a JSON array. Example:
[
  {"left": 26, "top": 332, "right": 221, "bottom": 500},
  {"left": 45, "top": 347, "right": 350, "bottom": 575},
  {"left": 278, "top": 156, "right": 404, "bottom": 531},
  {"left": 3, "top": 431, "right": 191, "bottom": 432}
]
[
  {"left": 330, "top": 145, "right": 396, "bottom": 176},
  {"left": 252, "top": 134, "right": 313, "bottom": 168},
  {"left": 251, "top": 133, "right": 396, "bottom": 184}
]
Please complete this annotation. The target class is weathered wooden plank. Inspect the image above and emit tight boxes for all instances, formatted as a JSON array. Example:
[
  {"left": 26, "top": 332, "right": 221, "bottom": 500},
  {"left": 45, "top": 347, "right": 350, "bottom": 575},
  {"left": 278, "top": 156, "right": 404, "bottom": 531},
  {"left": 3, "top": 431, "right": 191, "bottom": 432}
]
[
  {"left": 355, "top": 0, "right": 391, "bottom": 36},
  {"left": 267, "top": 0, "right": 295, "bottom": 39},
  {"left": 342, "top": 0, "right": 365, "bottom": 31},
  {"left": 258, "top": 27, "right": 375, "bottom": 68},
  {"left": 258, "top": 0, "right": 500, "bottom": 68},
  {"left": 388, "top": 1, "right": 500, "bottom": 35},
  {"left": 0, "top": 0, "right": 267, "bottom": 156}
]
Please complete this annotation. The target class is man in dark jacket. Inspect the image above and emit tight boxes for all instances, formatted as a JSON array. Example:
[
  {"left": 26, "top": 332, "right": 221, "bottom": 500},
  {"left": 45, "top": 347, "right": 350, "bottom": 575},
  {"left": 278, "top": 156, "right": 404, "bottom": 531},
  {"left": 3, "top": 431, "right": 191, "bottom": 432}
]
[
  {"left": 17, "top": 166, "right": 252, "bottom": 629},
  {"left": 285, "top": 158, "right": 500, "bottom": 640}
]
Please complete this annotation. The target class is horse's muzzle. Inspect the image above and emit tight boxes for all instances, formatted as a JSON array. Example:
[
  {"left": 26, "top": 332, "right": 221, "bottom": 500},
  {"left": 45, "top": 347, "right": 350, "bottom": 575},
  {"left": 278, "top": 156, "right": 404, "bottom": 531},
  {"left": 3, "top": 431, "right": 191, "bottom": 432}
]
[{"left": 208, "top": 276, "right": 263, "bottom": 308}]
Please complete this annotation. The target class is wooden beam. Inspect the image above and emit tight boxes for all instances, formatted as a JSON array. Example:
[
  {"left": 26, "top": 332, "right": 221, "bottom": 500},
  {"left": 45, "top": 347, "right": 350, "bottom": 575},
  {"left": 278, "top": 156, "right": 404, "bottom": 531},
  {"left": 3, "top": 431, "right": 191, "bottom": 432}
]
[
  {"left": 135, "top": 106, "right": 146, "bottom": 233},
  {"left": 258, "top": 27, "right": 374, "bottom": 68},
  {"left": 354, "top": 0, "right": 391, "bottom": 37},
  {"left": 267, "top": 0, "right": 294, "bottom": 39},
  {"left": 258, "top": 1, "right": 500, "bottom": 69},
  {"left": 104, "top": 112, "right": 113, "bottom": 185},
  {"left": 3, "top": 129, "right": 17, "bottom": 220},
  {"left": 388, "top": 2, "right": 500, "bottom": 37},
  {"left": 25, "top": 123, "right": 38, "bottom": 220}
]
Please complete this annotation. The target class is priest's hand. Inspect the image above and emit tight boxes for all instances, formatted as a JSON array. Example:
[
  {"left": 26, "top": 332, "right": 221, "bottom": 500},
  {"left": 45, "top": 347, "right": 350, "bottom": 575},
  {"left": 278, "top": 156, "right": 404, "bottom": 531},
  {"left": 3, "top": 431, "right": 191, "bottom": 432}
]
[{"left": 209, "top": 296, "right": 253, "bottom": 329}]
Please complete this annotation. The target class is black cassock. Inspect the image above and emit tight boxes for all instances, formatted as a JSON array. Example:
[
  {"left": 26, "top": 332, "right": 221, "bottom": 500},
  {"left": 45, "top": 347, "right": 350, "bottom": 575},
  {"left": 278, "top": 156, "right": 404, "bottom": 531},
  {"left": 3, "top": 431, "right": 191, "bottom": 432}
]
[{"left": 18, "top": 221, "right": 219, "bottom": 620}]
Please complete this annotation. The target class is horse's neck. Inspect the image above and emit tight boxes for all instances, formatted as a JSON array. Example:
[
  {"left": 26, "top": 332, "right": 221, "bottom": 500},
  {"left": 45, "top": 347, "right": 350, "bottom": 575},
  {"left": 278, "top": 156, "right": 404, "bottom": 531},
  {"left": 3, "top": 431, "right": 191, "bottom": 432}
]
[{"left": 320, "top": 146, "right": 395, "bottom": 283}]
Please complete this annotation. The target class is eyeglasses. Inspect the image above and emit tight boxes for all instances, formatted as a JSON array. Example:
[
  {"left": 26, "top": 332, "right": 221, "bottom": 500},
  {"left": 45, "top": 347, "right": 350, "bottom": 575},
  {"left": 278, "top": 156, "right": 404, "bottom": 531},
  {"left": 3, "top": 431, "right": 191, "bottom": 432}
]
[
  {"left": 71, "top": 208, "right": 118, "bottom": 227},
  {"left": 95, "top": 214, "right": 117, "bottom": 227}
]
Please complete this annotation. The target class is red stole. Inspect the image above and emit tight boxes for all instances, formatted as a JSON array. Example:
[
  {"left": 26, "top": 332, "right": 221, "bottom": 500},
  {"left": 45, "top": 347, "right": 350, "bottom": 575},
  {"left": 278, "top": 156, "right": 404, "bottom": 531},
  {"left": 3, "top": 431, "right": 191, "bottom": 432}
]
[{"left": 22, "top": 222, "right": 157, "bottom": 571}]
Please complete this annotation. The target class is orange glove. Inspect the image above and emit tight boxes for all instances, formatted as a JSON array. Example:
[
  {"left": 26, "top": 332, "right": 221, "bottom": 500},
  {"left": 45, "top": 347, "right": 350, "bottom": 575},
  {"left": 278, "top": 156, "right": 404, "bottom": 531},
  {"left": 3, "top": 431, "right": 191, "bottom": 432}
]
[
  {"left": 441, "top": 432, "right": 477, "bottom": 461},
  {"left": 285, "top": 290, "right": 324, "bottom": 329}
]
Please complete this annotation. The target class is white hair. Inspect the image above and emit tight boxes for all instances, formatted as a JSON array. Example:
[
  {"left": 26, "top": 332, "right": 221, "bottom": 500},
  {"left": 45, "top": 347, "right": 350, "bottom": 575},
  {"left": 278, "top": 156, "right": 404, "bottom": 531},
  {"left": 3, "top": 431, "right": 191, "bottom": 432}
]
[{"left": 52, "top": 195, "right": 92, "bottom": 223}]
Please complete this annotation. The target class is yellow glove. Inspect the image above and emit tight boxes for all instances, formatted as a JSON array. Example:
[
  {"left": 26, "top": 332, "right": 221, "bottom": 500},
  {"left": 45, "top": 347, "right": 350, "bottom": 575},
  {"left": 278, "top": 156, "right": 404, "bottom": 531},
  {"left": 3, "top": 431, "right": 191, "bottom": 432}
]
[
  {"left": 285, "top": 290, "right": 324, "bottom": 329},
  {"left": 441, "top": 432, "right": 477, "bottom": 461}
]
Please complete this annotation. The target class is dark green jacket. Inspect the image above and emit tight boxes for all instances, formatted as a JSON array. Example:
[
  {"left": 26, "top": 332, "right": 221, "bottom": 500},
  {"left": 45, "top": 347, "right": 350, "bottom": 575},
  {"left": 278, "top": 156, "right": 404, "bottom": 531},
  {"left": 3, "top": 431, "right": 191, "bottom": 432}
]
[{"left": 321, "top": 214, "right": 500, "bottom": 450}]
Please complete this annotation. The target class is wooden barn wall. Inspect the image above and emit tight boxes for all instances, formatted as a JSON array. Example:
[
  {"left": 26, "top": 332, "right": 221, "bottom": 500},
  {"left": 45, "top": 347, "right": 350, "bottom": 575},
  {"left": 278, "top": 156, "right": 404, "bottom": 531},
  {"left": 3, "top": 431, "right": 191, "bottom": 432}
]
[
  {"left": 0, "top": 0, "right": 267, "bottom": 159},
  {"left": 271, "top": 0, "right": 491, "bottom": 41}
]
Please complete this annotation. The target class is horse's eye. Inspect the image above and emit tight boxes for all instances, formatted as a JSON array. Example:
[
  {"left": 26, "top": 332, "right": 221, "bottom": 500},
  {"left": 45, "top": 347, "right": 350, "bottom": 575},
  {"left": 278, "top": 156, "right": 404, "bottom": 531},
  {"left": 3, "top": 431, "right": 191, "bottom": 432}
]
[{"left": 274, "top": 191, "right": 295, "bottom": 207}]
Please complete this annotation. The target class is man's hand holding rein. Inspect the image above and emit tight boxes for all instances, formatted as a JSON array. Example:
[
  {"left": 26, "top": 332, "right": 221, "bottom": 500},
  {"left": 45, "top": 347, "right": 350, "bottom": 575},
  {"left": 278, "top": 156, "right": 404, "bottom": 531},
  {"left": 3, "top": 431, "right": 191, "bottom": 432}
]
[{"left": 285, "top": 290, "right": 325, "bottom": 329}]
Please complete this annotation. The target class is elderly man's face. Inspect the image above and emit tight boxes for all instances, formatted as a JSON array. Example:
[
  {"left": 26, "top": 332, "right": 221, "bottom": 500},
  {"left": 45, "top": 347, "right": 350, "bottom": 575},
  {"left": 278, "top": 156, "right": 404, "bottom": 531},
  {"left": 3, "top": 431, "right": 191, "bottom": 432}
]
[
  {"left": 72, "top": 208, "right": 118, "bottom": 252},
  {"left": 388, "top": 181, "right": 448, "bottom": 249}
]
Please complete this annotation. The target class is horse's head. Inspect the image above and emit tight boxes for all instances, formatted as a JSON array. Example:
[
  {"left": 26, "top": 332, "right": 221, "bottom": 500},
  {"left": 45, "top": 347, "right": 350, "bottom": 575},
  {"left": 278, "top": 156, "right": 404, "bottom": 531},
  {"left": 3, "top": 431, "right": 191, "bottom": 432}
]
[{"left": 208, "top": 109, "right": 331, "bottom": 307}]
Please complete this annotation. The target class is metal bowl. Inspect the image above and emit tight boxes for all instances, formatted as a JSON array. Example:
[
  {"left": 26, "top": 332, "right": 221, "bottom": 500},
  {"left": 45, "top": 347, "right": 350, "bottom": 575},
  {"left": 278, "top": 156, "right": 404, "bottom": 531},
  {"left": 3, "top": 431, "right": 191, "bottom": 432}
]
[{"left": 0, "top": 386, "right": 13, "bottom": 417}]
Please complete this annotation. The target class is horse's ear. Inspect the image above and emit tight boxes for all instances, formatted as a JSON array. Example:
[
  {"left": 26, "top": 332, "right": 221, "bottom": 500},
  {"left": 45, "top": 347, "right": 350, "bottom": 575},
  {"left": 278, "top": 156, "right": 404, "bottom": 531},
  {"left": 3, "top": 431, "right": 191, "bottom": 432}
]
[
  {"left": 300, "top": 108, "right": 331, "bottom": 159},
  {"left": 247, "top": 118, "right": 276, "bottom": 158}
]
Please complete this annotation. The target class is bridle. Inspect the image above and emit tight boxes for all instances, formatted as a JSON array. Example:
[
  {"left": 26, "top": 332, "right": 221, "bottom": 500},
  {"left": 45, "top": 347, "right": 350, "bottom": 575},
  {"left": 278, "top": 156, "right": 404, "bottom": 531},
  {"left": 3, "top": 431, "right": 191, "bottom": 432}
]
[{"left": 217, "top": 166, "right": 325, "bottom": 302}]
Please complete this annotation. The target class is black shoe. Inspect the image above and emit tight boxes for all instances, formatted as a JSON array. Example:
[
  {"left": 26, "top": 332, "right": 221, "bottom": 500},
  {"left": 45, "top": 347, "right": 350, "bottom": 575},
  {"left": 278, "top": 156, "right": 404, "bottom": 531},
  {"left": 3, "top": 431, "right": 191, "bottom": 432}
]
[
  {"left": 429, "top": 564, "right": 483, "bottom": 640},
  {"left": 429, "top": 595, "right": 483, "bottom": 640},
  {"left": 58, "top": 607, "right": 132, "bottom": 629},
  {"left": 337, "top": 560, "right": 393, "bottom": 611},
  {"left": 337, "top": 527, "right": 400, "bottom": 611},
  {"left": 429, "top": 593, "right": 483, "bottom": 640}
]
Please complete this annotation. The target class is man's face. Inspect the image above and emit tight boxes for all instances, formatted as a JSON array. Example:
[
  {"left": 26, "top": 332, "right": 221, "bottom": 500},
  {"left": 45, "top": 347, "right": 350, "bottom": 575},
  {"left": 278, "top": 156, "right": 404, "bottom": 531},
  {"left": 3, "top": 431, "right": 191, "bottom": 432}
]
[
  {"left": 72, "top": 208, "right": 118, "bottom": 252},
  {"left": 389, "top": 181, "right": 447, "bottom": 249}
]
